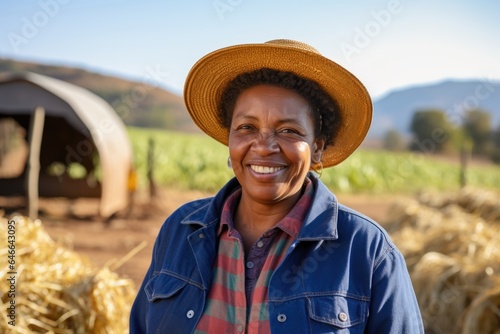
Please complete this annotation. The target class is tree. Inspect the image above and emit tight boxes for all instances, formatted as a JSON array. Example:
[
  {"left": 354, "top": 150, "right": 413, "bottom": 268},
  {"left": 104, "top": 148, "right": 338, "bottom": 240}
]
[
  {"left": 490, "top": 124, "right": 500, "bottom": 164},
  {"left": 462, "top": 109, "right": 493, "bottom": 157},
  {"left": 409, "top": 109, "right": 456, "bottom": 154},
  {"left": 383, "top": 129, "right": 407, "bottom": 151}
]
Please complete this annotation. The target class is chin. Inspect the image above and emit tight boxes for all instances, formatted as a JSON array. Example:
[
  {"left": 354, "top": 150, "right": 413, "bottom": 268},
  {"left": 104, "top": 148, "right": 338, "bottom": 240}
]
[{"left": 245, "top": 184, "right": 301, "bottom": 204}]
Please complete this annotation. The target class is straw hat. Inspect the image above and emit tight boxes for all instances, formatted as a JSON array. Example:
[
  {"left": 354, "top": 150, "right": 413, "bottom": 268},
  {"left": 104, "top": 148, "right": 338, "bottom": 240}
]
[{"left": 184, "top": 39, "right": 372, "bottom": 167}]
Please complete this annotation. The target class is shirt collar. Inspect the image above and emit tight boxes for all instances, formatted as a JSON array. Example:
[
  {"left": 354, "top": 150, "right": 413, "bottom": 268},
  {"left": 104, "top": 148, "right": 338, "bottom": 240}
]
[{"left": 217, "top": 177, "right": 314, "bottom": 239}]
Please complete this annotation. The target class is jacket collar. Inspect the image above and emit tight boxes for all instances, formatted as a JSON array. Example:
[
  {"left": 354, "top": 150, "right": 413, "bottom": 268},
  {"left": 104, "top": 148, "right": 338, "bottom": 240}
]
[
  {"left": 180, "top": 177, "right": 241, "bottom": 227},
  {"left": 180, "top": 175, "right": 339, "bottom": 241},
  {"left": 296, "top": 176, "right": 338, "bottom": 241}
]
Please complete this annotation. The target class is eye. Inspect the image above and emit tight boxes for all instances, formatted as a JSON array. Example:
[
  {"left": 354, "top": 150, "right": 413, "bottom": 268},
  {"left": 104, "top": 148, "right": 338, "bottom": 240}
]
[
  {"left": 279, "top": 128, "right": 299, "bottom": 134},
  {"left": 236, "top": 124, "right": 255, "bottom": 131}
]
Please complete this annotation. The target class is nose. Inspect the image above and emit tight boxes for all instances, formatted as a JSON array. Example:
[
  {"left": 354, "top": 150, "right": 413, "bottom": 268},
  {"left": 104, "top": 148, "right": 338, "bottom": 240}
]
[{"left": 251, "top": 130, "right": 279, "bottom": 155}]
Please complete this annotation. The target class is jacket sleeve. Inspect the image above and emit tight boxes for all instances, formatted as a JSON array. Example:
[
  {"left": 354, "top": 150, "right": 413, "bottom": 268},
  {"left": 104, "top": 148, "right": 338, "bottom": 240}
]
[
  {"left": 365, "top": 248, "right": 425, "bottom": 333},
  {"left": 129, "top": 215, "right": 169, "bottom": 333},
  {"left": 129, "top": 265, "right": 152, "bottom": 333},
  {"left": 128, "top": 196, "right": 216, "bottom": 333},
  {"left": 129, "top": 237, "right": 157, "bottom": 333}
]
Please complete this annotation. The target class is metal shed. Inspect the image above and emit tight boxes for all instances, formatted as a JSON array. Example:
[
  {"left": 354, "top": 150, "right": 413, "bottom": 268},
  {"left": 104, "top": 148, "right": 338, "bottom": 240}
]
[{"left": 0, "top": 72, "right": 133, "bottom": 218}]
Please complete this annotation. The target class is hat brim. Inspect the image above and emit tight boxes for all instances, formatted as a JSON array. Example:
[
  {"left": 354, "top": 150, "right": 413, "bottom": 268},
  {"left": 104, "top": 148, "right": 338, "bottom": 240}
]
[{"left": 184, "top": 42, "right": 372, "bottom": 168}]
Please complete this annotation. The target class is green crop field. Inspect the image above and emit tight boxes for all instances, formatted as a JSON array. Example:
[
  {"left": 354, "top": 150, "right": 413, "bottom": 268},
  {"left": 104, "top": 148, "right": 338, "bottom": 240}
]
[{"left": 128, "top": 127, "right": 500, "bottom": 194}]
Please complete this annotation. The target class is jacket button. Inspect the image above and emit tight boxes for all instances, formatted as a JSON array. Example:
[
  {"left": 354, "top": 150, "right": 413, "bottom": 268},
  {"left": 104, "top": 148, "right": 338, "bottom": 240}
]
[
  {"left": 198, "top": 233, "right": 205, "bottom": 239},
  {"left": 277, "top": 314, "right": 287, "bottom": 322},
  {"left": 186, "top": 310, "right": 195, "bottom": 319},
  {"left": 338, "top": 312, "right": 348, "bottom": 322}
]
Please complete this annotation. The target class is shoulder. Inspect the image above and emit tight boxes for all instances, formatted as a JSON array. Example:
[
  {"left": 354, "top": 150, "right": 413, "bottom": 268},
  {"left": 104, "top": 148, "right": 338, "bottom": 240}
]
[
  {"left": 170, "top": 197, "right": 214, "bottom": 221},
  {"left": 336, "top": 203, "right": 400, "bottom": 268},
  {"left": 149, "top": 196, "right": 216, "bottom": 271},
  {"left": 158, "top": 197, "right": 214, "bottom": 234},
  {"left": 157, "top": 177, "right": 242, "bottom": 234},
  {"left": 337, "top": 204, "right": 393, "bottom": 242},
  {"left": 311, "top": 178, "right": 396, "bottom": 248}
]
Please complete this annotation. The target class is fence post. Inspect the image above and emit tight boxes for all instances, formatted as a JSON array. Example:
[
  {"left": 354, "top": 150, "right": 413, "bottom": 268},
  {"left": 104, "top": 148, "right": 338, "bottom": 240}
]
[
  {"left": 147, "top": 137, "right": 156, "bottom": 199},
  {"left": 26, "top": 106, "right": 45, "bottom": 219},
  {"left": 459, "top": 138, "right": 471, "bottom": 188}
]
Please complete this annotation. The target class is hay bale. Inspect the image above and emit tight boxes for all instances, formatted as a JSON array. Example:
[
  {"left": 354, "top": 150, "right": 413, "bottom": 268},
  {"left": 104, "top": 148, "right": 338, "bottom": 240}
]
[
  {"left": 461, "top": 278, "right": 500, "bottom": 334},
  {"left": 389, "top": 188, "right": 500, "bottom": 334},
  {"left": 410, "top": 252, "right": 499, "bottom": 334},
  {"left": 0, "top": 215, "right": 137, "bottom": 333},
  {"left": 456, "top": 187, "right": 500, "bottom": 223},
  {"left": 416, "top": 187, "right": 500, "bottom": 223},
  {"left": 411, "top": 252, "right": 464, "bottom": 333}
]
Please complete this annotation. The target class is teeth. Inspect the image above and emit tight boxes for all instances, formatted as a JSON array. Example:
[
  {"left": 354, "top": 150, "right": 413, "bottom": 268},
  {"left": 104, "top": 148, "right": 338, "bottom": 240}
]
[{"left": 250, "top": 165, "right": 285, "bottom": 174}]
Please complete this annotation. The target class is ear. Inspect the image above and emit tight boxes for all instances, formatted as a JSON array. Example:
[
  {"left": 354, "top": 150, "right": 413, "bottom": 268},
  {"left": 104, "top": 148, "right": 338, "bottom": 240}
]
[{"left": 311, "top": 137, "right": 325, "bottom": 164}]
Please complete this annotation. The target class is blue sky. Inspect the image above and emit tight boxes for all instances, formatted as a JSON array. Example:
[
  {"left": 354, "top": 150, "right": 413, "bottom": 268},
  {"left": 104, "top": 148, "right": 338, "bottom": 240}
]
[{"left": 1, "top": 0, "right": 499, "bottom": 99}]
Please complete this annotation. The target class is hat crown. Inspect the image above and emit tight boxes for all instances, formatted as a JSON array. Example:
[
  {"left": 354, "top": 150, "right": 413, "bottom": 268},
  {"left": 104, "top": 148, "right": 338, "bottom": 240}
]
[{"left": 264, "top": 39, "right": 321, "bottom": 55}]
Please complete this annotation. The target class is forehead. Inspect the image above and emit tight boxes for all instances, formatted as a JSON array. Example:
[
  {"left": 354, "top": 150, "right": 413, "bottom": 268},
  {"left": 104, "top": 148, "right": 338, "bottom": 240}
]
[{"left": 233, "top": 85, "right": 314, "bottom": 121}]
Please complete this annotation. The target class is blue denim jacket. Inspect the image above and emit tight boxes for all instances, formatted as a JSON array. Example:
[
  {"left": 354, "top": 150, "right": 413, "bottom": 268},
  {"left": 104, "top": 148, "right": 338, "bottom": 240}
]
[{"left": 130, "top": 176, "right": 424, "bottom": 333}]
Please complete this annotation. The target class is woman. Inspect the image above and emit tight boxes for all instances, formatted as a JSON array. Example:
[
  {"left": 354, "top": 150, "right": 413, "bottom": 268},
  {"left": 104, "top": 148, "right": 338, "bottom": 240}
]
[{"left": 130, "top": 39, "right": 424, "bottom": 333}]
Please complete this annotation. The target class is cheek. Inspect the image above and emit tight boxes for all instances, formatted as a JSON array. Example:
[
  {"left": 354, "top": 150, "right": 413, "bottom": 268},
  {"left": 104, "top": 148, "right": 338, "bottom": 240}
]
[
  {"left": 272, "top": 140, "right": 311, "bottom": 169},
  {"left": 228, "top": 134, "right": 247, "bottom": 157},
  {"left": 294, "top": 142, "right": 312, "bottom": 157}
]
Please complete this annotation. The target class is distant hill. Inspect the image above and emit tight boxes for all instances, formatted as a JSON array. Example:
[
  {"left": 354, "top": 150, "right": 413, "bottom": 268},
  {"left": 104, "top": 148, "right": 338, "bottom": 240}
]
[
  {"left": 370, "top": 80, "right": 500, "bottom": 138},
  {"left": 0, "top": 58, "right": 199, "bottom": 133}
]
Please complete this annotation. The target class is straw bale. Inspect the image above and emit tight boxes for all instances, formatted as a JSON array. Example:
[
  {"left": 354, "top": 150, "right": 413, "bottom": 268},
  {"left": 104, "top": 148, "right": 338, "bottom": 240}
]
[
  {"left": 461, "top": 278, "right": 500, "bottom": 334},
  {"left": 416, "top": 187, "right": 500, "bottom": 223},
  {"left": 388, "top": 188, "right": 500, "bottom": 334},
  {"left": 0, "top": 215, "right": 137, "bottom": 333},
  {"left": 457, "top": 188, "right": 500, "bottom": 223}
]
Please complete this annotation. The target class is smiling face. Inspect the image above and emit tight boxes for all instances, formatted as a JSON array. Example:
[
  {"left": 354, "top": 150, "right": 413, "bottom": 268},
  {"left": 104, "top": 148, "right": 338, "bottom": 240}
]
[{"left": 228, "top": 85, "right": 324, "bottom": 206}]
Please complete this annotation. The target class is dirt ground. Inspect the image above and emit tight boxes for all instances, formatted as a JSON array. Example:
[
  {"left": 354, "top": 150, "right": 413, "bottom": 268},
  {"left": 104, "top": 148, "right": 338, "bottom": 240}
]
[{"left": 1, "top": 187, "right": 401, "bottom": 289}]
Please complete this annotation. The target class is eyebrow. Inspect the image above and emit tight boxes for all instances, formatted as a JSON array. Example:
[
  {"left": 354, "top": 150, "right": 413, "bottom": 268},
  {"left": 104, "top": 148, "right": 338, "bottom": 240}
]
[
  {"left": 276, "top": 118, "right": 305, "bottom": 127},
  {"left": 234, "top": 115, "right": 304, "bottom": 126}
]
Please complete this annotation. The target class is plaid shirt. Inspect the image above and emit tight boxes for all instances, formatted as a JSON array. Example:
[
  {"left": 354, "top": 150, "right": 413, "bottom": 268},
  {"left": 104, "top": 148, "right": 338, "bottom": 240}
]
[{"left": 194, "top": 178, "right": 313, "bottom": 333}]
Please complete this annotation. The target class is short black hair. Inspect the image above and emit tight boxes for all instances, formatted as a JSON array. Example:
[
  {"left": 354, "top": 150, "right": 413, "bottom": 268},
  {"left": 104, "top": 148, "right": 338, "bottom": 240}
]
[{"left": 218, "top": 68, "right": 341, "bottom": 147}]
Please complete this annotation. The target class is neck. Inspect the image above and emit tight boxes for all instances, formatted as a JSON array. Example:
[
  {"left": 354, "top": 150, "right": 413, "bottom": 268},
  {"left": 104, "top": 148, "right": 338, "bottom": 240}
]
[{"left": 233, "top": 189, "right": 302, "bottom": 253}]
